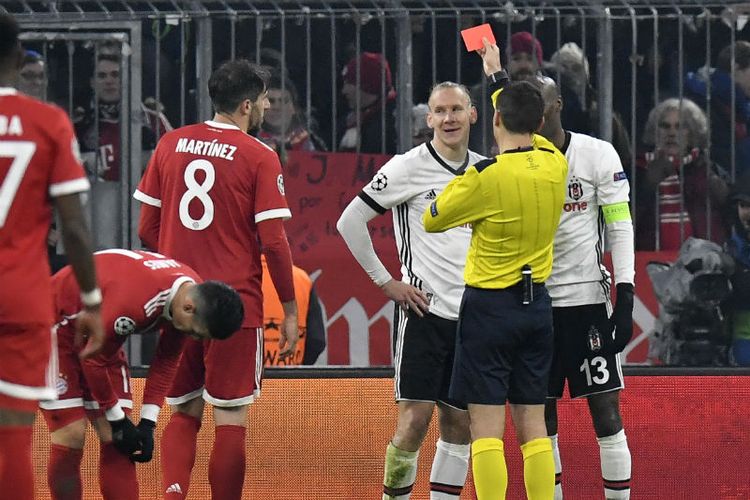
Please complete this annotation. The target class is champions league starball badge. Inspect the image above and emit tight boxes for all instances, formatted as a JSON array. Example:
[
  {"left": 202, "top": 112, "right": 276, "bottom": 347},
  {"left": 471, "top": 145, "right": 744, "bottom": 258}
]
[
  {"left": 114, "top": 316, "right": 136, "bottom": 336},
  {"left": 371, "top": 172, "right": 388, "bottom": 192}
]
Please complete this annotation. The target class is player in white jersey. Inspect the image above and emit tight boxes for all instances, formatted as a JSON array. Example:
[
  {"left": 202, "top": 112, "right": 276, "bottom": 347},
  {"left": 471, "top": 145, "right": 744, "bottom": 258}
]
[
  {"left": 534, "top": 76, "right": 634, "bottom": 500},
  {"left": 337, "top": 82, "right": 485, "bottom": 500}
]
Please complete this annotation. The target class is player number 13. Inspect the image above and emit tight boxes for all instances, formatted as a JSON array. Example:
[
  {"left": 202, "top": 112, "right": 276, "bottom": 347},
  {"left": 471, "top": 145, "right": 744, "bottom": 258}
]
[
  {"left": 179, "top": 159, "right": 215, "bottom": 231},
  {"left": 579, "top": 356, "right": 610, "bottom": 386}
]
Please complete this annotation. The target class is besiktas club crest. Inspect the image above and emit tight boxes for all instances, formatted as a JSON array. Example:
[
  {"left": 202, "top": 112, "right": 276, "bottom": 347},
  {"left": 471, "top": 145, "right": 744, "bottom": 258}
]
[{"left": 568, "top": 176, "right": 583, "bottom": 200}]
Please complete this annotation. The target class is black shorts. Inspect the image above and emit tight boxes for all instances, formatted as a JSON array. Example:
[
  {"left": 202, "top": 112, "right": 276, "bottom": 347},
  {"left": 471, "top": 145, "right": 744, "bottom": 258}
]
[
  {"left": 393, "top": 308, "right": 465, "bottom": 410},
  {"left": 449, "top": 285, "right": 554, "bottom": 406},
  {"left": 548, "top": 303, "right": 625, "bottom": 399}
]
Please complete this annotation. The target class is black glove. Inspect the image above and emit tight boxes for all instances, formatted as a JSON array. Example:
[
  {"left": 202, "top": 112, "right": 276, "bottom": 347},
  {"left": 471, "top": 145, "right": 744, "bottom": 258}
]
[
  {"left": 610, "top": 283, "right": 634, "bottom": 354},
  {"left": 131, "top": 419, "right": 156, "bottom": 463},
  {"left": 109, "top": 416, "right": 141, "bottom": 456}
]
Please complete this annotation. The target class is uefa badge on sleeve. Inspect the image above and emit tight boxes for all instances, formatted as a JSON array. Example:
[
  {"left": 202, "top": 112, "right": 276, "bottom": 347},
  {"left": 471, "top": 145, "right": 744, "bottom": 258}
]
[
  {"left": 114, "top": 316, "right": 136, "bottom": 336},
  {"left": 277, "top": 174, "right": 285, "bottom": 195},
  {"left": 370, "top": 172, "right": 388, "bottom": 192}
]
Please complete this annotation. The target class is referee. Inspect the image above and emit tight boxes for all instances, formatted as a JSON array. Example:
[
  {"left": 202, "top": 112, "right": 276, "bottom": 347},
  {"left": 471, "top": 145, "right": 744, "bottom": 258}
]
[{"left": 422, "top": 39, "right": 568, "bottom": 500}]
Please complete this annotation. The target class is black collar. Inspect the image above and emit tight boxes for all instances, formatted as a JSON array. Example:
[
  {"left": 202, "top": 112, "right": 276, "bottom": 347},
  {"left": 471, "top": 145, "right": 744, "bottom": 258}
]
[
  {"left": 426, "top": 141, "right": 469, "bottom": 175},
  {"left": 560, "top": 131, "right": 572, "bottom": 154}
]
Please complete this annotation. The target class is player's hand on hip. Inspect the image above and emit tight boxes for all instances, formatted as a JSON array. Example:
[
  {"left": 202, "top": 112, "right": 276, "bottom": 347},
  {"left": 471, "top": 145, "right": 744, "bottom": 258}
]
[
  {"left": 75, "top": 306, "right": 105, "bottom": 359},
  {"left": 278, "top": 314, "right": 300, "bottom": 360},
  {"left": 380, "top": 280, "right": 430, "bottom": 317},
  {"left": 479, "top": 37, "right": 502, "bottom": 75}
]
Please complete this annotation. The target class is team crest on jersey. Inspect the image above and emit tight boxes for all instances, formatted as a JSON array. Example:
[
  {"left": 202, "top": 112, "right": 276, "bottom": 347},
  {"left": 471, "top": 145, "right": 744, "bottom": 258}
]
[
  {"left": 55, "top": 374, "right": 68, "bottom": 395},
  {"left": 568, "top": 177, "right": 583, "bottom": 200},
  {"left": 277, "top": 174, "right": 285, "bottom": 195},
  {"left": 371, "top": 172, "right": 388, "bottom": 192},
  {"left": 114, "top": 316, "right": 136, "bottom": 336}
]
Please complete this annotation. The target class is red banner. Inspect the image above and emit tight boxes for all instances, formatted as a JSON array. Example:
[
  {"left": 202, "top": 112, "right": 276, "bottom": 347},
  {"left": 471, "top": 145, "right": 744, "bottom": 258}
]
[{"left": 284, "top": 151, "right": 679, "bottom": 366}]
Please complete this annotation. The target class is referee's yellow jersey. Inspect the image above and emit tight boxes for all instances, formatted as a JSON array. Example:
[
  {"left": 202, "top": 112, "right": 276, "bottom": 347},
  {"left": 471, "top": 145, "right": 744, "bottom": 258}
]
[{"left": 422, "top": 134, "right": 568, "bottom": 289}]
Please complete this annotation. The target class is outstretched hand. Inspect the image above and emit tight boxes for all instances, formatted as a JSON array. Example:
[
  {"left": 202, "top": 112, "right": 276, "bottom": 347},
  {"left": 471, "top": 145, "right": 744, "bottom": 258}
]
[{"left": 477, "top": 37, "right": 502, "bottom": 76}]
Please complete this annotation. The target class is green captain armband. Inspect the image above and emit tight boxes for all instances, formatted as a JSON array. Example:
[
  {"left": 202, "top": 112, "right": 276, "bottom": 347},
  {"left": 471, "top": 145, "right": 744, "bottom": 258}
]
[{"left": 602, "top": 202, "right": 632, "bottom": 224}]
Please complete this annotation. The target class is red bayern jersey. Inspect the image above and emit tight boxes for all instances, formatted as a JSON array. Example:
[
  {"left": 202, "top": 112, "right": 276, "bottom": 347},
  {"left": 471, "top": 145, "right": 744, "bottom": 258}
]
[
  {"left": 134, "top": 120, "right": 291, "bottom": 326},
  {"left": 52, "top": 249, "right": 202, "bottom": 409},
  {"left": 0, "top": 89, "right": 90, "bottom": 327}
]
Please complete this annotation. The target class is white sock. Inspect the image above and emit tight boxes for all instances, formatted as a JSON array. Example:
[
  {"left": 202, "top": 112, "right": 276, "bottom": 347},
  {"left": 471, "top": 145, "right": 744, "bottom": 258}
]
[
  {"left": 550, "top": 433, "right": 563, "bottom": 500},
  {"left": 429, "top": 439, "right": 470, "bottom": 499},
  {"left": 383, "top": 442, "right": 419, "bottom": 500},
  {"left": 598, "top": 429, "right": 631, "bottom": 499}
]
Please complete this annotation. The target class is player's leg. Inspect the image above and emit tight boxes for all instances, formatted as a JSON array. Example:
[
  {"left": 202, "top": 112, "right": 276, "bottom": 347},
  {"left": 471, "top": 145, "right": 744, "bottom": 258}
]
[
  {"left": 384, "top": 400, "right": 434, "bottom": 500},
  {"left": 468, "top": 403, "right": 508, "bottom": 500},
  {"left": 47, "top": 418, "right": 87, "bottom": 500},
  {"left": 431, "top": 403, "right": 470, "bottom": 500},
  {"left": 204, "top": 327, "right": 264, "bottom": 500},
  {"left": 162, "top": 338, "right": 206, "bottom": 499},
  {"left": 429, "top": 315, "right": 470, "bottom": 500},
  {"left": 588, "top": 390, "right": 631, "bottom": 500},
  {"left": 385, "top": 310, "right": 449, "bottom": 499},
  {"left": 0, "top": 324, "right": 58, "bottom": 500},
  {"left": 88, "top": 358, "right": 137, "bottom": 500}
]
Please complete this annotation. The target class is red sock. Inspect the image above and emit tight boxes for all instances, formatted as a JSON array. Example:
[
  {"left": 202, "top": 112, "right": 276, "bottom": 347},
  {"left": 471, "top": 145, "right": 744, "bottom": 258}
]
[
  {"left": 161, "top": 412, "right": 201, "bottom": 498},
  {"left": 0, "top": 426, "right": 34, "bottom": 500},
  {"left": 48, "top": 444, "right": 83, "bottom": 500},
  {"left": 99, "top": 443, "right": 138, "bottom": 500},
  {"left": 209, "top": 425, "right": 247, "bottom": 500}
]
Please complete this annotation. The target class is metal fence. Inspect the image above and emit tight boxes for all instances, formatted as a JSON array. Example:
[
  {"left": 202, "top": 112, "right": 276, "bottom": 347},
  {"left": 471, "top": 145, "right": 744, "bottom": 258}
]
[{"left": 5, "top": 0, "right": 749, "bottom": 365}]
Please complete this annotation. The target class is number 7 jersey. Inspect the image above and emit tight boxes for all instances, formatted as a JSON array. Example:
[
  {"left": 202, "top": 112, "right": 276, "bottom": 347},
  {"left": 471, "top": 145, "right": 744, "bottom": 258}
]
[
  {"left": 133, "top": 120, "right": 291, "bottom": 326},
  {"left": 0, "top": 89, "right": 90, "bottom": 326}
]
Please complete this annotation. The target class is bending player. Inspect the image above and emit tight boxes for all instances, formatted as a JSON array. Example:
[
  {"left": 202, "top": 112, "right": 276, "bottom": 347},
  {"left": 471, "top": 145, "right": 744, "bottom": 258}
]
[{"left": 40, "top": 249, "right": 243, "bottom": 500}]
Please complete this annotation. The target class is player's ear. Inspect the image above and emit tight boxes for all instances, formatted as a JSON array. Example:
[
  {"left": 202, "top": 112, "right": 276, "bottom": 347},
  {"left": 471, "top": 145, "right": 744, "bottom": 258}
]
[{"left": 469, "top": 105, "right": 478, "bottom": 125}]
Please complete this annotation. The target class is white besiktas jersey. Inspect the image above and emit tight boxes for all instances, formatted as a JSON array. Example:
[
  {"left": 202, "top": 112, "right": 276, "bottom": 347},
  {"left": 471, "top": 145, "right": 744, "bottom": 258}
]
[
  {"left": 547, "top": 132, "right": 630, "bottom": 306},
  {"left": 359, "top": 142, "right": 486, "bottom": 320}
]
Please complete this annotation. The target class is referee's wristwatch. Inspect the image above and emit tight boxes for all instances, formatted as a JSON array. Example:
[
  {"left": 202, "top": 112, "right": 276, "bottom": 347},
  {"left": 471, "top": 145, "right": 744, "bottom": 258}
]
[{"left": 487, "top": 70, "right": 507, "bottom": 83}]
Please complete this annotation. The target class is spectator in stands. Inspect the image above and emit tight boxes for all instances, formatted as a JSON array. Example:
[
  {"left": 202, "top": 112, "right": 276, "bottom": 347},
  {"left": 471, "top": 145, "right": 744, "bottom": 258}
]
[
  {"left": 74, "top": 51, "right": 172, "bottom": 248},
  {"left": 726, "top": 174, "right": 750, "bottom": 366},
  {"left": 635, "top": 97, "right": 730, "bottom": 250},
  {"left": 411, "top": 102, "right": 432, "bottom": 146},
  {"left": 262, "top": 255, "right": 326, "bottom": 366},
  {"left": 507, "top": 31, "right": 543, "bottom": 82},
  {"left": 686, "top": 40, "right": 750, "bottom": 176},
  {"left": 548, "top": 42, "right": 591, "bottom": 137},
  {"left": 258, "top": 72, "right": 327, "bottom": 160},
  {"left": 17, "top": 50, "right": 47, "bottom": 100},
  {"left": 339, "top": 52, "right": 397, "bottom": 154}
]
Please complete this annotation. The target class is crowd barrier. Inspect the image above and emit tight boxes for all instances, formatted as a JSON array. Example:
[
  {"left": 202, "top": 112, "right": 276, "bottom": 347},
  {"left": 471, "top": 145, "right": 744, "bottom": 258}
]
[{"left": 31, "top": 372, "right": 750, "bottom": 499}]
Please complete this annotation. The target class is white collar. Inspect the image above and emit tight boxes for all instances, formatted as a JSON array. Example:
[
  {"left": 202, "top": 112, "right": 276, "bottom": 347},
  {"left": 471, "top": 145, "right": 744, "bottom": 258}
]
[
  {"left": 162, "top": 276, "right": 196, "bottom": 320},
  {"left": 205, "top": 120, "right": 240, "bottom": 131}
]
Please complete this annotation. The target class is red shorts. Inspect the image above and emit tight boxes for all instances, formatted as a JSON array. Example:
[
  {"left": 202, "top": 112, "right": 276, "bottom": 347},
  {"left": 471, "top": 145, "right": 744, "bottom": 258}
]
[
  {"left": 39, "top": 324, "right": 132, "bottom": 432},
  {"left": 167, "top": 327, "right": 263, "bottom": 407},
  {"left": 0, "top": 323, "right": 56, "bottom": 412}
]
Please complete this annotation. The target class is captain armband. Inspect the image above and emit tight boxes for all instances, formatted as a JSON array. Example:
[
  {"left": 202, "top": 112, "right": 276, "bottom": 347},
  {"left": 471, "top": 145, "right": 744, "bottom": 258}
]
[{"left": 602, "top": 202, "right": 632, "bottom": 224}]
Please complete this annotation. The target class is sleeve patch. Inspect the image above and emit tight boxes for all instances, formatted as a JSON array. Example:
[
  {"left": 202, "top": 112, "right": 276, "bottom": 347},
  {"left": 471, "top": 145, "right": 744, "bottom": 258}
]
[
  {"left": 430, "top": 201, "right": 439, "bottom": 217},
  {"left": 613, "top": 171, "right": 628, "bottom": 182}
]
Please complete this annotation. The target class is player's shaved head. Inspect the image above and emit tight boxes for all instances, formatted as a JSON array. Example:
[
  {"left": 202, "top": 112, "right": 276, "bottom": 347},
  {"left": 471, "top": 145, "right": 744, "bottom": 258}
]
[
  {"left": 428, "top": 81, "right": 473, "bottom": 109},
  {"left": 536, "top": 75, "right": 560, "bottom": 105}
]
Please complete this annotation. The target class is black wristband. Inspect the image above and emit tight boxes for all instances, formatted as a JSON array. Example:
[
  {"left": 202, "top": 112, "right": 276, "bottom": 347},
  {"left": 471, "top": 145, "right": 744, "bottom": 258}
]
[{"left": 487, "top": 70, "right": 507, "bottom": 83}]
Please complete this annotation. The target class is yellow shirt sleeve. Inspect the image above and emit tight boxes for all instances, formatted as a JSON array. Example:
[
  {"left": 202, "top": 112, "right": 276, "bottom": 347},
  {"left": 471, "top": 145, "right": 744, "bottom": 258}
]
[{"left": 422, "top": 166, "right": 490, "bottom": 232}]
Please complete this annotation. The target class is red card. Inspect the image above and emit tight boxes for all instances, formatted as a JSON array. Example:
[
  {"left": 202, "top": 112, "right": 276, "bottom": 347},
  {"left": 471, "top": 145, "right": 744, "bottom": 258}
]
[{"left": 460, "top": 23, "right": 496, "bottom": 52}]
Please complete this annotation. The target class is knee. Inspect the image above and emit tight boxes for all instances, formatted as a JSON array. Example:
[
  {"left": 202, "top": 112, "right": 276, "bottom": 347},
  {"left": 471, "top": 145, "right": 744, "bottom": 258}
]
[
  {"left": 589, "top": 397, "right": 623, "bottom": 437},
  {"left": 173, "top": 397, "right": 205, "bottom": 420},
  {"left": 544, "top": 401, "right": 558, "bottom": 435},
  {"left": 437, "top": 407, "right": 470, "bottom": 444},
  {"left": 393, "top": 406, "right": 433, "bottom": 449},
  {"left": 51, "top": 419, "right": 87, "bottom": 449},
  {"left": 214, "top": 405, "right": 248, "bottom": 426}
]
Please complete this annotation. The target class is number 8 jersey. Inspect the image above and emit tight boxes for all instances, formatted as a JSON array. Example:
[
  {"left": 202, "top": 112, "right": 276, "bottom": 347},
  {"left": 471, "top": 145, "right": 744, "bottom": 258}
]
[
  {"left": 0, "top": 89, "right": 90, "bottom": 326},
  {"left": 133, "top": 120, "right": 291, "bottom": 326}
]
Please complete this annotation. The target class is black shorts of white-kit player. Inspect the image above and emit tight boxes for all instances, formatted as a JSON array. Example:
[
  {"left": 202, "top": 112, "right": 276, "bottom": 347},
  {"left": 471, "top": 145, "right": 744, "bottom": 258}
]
[
  {"left": 393, "top": 307, "right": 466, "bottom": 410},
  {"left": 547, "top": 303, "right": 625, "bottom": 399}
]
